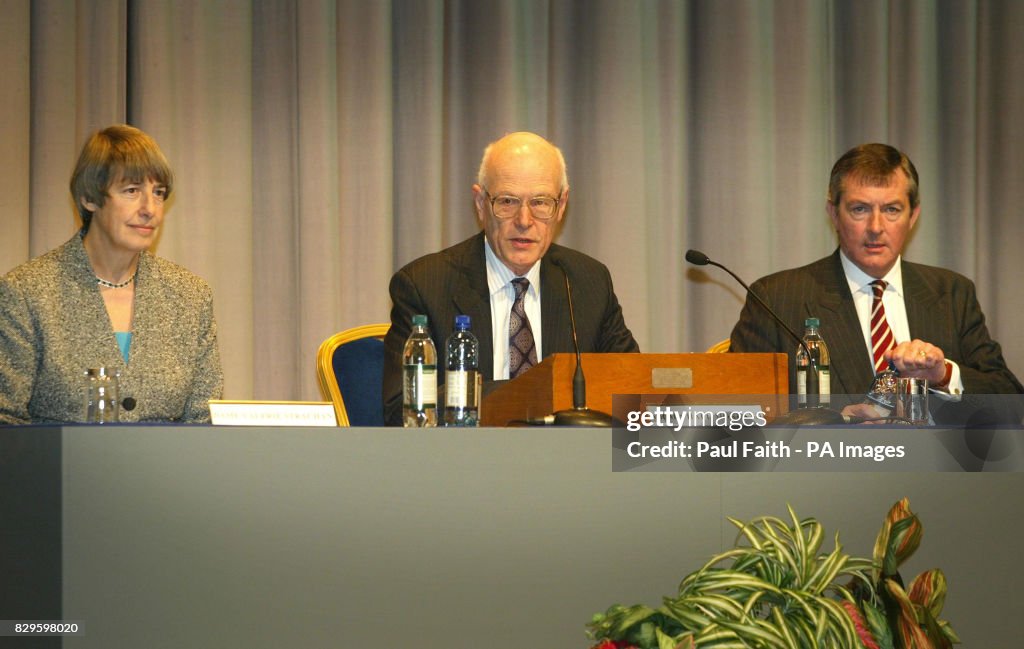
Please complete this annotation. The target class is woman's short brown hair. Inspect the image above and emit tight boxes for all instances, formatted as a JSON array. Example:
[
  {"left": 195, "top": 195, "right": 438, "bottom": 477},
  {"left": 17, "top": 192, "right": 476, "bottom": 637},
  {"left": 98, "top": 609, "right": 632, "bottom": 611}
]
[{"left": 69, "top": 125, "right": 174, "bottom": 231}]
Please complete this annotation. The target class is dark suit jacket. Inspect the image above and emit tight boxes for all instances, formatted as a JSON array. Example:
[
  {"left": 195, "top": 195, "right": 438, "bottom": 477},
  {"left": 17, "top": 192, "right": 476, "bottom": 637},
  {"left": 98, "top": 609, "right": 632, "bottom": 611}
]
[
  {"left": 383, "top": 232, "right": 639, "bottom": 425},
  {"left": 729, "top": 251, "right": 1022, "bottom": 412}
]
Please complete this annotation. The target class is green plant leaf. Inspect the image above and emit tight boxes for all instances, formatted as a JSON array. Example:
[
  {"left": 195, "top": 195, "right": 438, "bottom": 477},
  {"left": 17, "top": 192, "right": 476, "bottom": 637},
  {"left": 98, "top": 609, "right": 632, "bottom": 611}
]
[
  {"left": 655, "top": 626, "right": 677, "bottom": 649},
  {"left": 586, "top": 603, "right": 663, "bottom": 642},
  {"left": 786, "top": 505, "right": 810, "bottom": 581},
  {"left": 804, "top": 537, "right": 849, "bottom": 594},
  {"left": 713, "top": 617, "right": 789, "bottom": 649},
  {"left": 693, "top": 624, "right": 748, "bottom": 646},
  {"left": 661, "top": 599, "right": 712, "bottom": 630},
  {"left": 680, "top": 549, "right": 754, "bottom": 593},
  {"left": 770, "top": 605, "right": 800, "bottom": 649},
  {"left": 884, "top": 578, "right": 933, "bottom": 648},
  {"left": 588, "top": 500, "right": 954, "bottom": 649},
  {"left": 907, "top": 569, "right": 947, "bottom": 619},
  {"left": 678, "top": 593, "right": 749, "bottom": 620},
  {"left": 873, "top": 498, "right": 922, "bottom": 578},
  {"left": 937, "top": 619, "right": 961, "bottom": 644},
  {"left": 862, "top": 601, "right": 896, "bottom": 649}
]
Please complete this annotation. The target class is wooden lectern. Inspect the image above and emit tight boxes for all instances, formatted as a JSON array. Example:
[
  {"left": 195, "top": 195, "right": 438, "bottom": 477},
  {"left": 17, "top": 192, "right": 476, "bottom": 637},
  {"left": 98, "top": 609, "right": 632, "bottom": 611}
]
[{"left": 480, "top": 353, "right": 788, "bottom": 426}]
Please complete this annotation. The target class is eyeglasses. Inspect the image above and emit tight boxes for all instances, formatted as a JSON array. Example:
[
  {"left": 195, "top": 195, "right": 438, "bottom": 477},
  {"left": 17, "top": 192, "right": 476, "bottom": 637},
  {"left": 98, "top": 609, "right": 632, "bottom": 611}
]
[{"left": 483, "top": 189, "right": 562, "bottom": 221}]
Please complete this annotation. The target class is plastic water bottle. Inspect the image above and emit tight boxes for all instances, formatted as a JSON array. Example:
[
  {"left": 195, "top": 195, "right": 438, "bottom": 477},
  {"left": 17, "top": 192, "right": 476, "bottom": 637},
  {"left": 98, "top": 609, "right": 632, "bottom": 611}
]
[
  {"left": 403, "top": 314, "right": 437, "bottom": 427},
  {"left": 796, "top": 317, "right": 831, "bottom": 408},
  {"left": 444, "top": 315, "right": 481, "bottom": 426}
]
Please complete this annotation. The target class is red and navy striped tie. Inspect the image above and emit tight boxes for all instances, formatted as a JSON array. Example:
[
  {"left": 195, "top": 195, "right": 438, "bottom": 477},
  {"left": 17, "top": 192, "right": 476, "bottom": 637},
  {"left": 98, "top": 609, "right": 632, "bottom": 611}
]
[{"left": 870, "top": 280, "right": 896, "bottom": 374}]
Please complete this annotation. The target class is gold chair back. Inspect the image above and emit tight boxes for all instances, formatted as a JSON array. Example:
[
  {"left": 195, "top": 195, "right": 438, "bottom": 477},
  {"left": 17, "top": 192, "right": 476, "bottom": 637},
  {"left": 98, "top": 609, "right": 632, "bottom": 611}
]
[
  {"left": 706, "top": 338, "right": 731, "bottom": 353},
  {"left": 316, "top": 323, "right": 390, "bottom": 426}
]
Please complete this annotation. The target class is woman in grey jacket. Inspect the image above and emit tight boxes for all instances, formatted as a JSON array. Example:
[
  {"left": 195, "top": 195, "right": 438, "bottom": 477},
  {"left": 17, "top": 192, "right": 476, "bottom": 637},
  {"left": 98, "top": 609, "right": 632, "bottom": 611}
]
[{"left": 0, "top": 125, "right": 223, "bottom": 424}]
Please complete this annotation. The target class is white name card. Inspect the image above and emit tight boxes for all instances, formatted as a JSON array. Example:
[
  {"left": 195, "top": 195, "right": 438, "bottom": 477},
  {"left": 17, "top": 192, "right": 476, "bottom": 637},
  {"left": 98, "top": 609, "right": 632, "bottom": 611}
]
[{"left": 208, "top": 400, "right": 338, "bottom": 427}]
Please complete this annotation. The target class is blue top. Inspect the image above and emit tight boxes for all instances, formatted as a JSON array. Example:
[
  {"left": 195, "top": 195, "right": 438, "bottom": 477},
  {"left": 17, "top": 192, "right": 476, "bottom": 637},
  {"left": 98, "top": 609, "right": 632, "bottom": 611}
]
[{"left": 115, "top": 332, "right": 132, "bottom": 363}]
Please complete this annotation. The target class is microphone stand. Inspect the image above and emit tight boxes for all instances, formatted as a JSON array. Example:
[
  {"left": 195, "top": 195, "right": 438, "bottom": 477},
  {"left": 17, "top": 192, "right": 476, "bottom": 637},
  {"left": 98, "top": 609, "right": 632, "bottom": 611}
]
[
  {"left": 548, "top": 258, "right": 620, "bottom": 427},
  {"left": 685, "top": 249, "right": 820, "bottom": 398}
]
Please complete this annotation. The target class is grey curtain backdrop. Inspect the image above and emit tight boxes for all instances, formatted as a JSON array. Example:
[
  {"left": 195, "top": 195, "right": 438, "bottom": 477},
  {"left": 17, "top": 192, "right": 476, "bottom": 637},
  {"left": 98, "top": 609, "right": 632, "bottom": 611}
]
[{"left": 2, "top": 0, "right": 1021, "bottom": 402}]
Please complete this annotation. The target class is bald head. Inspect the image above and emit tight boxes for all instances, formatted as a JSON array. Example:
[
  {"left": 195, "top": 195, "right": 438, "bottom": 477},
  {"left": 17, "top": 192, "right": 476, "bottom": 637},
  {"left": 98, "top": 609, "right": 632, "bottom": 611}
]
[
  {"left": 472, "top": 131, "right": 569, "bottom": 276},
  {"left": 477, "top": 132, "right": 568, "bottom": 193}
]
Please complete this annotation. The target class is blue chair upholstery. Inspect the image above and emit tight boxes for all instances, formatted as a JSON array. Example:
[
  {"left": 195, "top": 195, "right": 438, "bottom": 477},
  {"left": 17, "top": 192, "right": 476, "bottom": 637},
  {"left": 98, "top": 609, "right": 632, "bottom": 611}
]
[{"left": 316, "top": 324, "right": 390, "bottom": 426}]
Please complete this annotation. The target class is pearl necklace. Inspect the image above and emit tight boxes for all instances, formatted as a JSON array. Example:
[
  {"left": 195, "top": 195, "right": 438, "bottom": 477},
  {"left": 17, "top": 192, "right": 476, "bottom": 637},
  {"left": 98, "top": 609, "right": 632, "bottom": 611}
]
[{"left": 95, "top": 269, "right": 137, "bottom": 289}]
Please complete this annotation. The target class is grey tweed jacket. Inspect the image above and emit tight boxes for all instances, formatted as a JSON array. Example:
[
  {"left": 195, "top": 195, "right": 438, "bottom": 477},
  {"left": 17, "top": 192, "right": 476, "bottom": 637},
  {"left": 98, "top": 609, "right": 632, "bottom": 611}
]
[{"left": 0, "top": 233, "right": 223, "bottom": 424}]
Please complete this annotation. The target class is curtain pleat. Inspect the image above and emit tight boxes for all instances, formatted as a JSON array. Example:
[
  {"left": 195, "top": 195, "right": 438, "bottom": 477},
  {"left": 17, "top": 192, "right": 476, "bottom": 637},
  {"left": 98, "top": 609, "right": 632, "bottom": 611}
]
[{"left": 2, "top": 0, "right": 1021, "bottom": 400}]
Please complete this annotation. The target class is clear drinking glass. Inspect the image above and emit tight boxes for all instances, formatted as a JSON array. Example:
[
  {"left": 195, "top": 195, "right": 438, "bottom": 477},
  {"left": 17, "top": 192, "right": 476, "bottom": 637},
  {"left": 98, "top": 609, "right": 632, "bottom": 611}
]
[
  {"left": 84, "top": 367, "right": 120, "bottom": 423},
  {"left": 896, "top": 377, "right": 929, "bottom": 425}
]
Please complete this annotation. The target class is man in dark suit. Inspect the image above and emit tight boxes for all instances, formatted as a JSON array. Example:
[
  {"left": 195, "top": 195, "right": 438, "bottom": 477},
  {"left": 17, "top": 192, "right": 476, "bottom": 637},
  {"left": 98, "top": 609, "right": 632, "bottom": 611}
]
[
  {"left": 730, "top": 143, "right": 1022, "bottom": 420},
  {"left": 383, "top": 132, "right": 638, "bottom": 425}
]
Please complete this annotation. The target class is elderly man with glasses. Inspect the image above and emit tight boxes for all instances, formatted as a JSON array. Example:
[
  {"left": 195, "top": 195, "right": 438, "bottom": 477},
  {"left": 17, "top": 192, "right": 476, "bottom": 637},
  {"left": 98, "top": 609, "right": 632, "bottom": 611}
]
[{"left": 382, "top": 131, "right": 639, "bottom": 426}]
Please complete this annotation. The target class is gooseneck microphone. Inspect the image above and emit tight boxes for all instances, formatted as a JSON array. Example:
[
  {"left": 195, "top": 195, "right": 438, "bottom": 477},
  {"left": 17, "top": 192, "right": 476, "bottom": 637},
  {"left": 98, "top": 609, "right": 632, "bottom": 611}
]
[
  {"left": 564, "top": 264, "right": 587, "bottom": 410},
  {"left": 685, "top": 249, "right": 819, "bottom": 396},
  {"left": 544, "top": 256, "right": 619, "bottom": 427}
]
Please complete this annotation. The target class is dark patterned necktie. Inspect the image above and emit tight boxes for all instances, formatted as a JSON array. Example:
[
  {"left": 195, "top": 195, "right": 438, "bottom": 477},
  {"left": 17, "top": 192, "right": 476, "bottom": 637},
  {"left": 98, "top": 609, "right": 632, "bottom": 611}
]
[
  {"left": 509, "top": 278, "right": 538, "bottom": 378},
  {"left": 870, "top": 280, "right": 896, "bottom": 374}
]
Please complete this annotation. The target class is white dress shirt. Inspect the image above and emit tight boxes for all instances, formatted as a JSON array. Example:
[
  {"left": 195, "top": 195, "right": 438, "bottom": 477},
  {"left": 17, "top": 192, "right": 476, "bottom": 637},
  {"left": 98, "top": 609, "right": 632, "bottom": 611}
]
[
  {"left": 839, "top": 251, "right": 962, "bottom": 395},
  {"left": 484, "top": 239, "right": 543, "bottom": 380}
]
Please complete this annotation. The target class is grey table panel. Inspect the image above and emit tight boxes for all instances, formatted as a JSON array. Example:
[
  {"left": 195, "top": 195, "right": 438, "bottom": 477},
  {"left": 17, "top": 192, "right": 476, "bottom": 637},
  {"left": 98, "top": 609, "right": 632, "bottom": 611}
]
[
  {"left": 61, "top": 427, "right": 719, "bottom": 648},
  {"left": 55, "top": 426, "right": 1023, "bottom": 648}
]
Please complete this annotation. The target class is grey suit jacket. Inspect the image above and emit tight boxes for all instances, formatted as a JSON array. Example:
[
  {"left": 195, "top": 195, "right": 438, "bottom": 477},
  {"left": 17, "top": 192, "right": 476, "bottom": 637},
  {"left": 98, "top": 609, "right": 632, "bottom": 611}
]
[
  {"left": 0, "top": 233, "right": 224, "bottom": 424},
  {"left": 729, "top": 250, "right": 1022, "bottom": 402},
  {"left": 383, "top": 232, "right": 639, "bottom": 425}
]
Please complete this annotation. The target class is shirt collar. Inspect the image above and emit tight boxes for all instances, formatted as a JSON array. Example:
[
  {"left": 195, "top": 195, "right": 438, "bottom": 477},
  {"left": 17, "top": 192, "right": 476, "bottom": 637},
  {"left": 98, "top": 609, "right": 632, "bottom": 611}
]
[
  {"left": 838, "top": 249, "right": 905, "bottom": 298},
  {"left": 484, "top": 237, "right": 542, "bottom": 296}
]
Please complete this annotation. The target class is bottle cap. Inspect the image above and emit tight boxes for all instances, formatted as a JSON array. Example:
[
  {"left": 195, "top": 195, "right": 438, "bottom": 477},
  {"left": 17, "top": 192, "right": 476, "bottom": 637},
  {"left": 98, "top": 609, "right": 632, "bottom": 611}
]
[
  {"left": 455, "top": 314, "right": 470, "bottom": 329},
  {"left": 804, "top": 317, "right": 820, "bottom": 328},
  {"left": 412, "top": 314, "right": 428, "bottom": 326}
]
